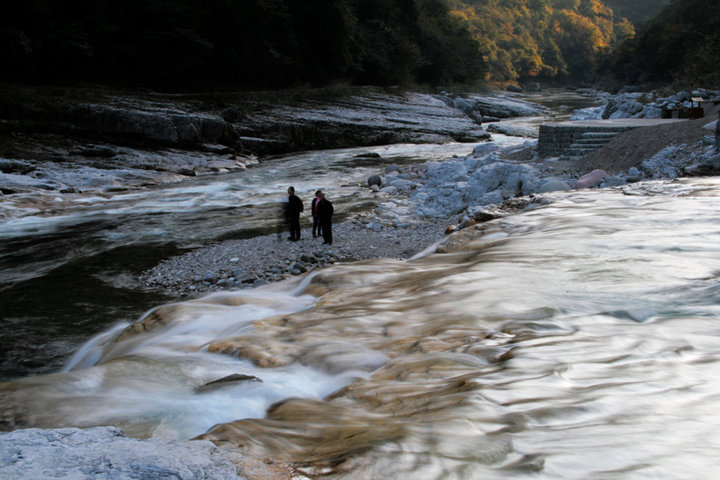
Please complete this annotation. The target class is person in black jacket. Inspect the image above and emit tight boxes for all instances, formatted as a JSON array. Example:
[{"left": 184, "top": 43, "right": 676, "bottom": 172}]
[
  {"left": 286, "top": 186, "right": 304, "bottom": 241},
  {"left": 317, "top": 191, "right": 334, "bottom": 245}
]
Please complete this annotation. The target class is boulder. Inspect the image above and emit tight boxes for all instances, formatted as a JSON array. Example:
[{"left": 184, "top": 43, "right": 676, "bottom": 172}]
[
  {"left": 0, "top": 427, "right": 243, "bottom": 480},
  {"left": 486, "top": 123, "right": 538, "bottom": 138},
  {"left": 452, "top": 97, "right": 478, "bottom": 116},
  {"left": 538, "top": 179, "right": 572, "bottom": 193},
  {"left": 575, "top": 169, "right": 607, "bottom": 189},
  {"left": 626, "top": 167, "right": 643, "bottom": 182},
  {"left": 367, "top": 174, "right": 383, "bottom": 187},
  {"left": 570, "top": 106, "right": 604, "bottom": 121}
]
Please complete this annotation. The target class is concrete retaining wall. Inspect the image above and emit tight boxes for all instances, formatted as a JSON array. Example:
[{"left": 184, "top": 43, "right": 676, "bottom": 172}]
[
  {"left": 537, "top": 124, "right": 631, "bottom": 156},
  {"left": 537, "top": 119, "right": 687, "bottom": 157}
]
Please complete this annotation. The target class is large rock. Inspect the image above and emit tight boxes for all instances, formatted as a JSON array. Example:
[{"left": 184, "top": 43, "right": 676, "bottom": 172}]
[
  {"left": 0, "top": 427, "right": 245, "bottom": 480},
  {"left": 411, "top": 152, "right": 542, "bottom": 218},
  {"left": 464, "top": 94, "right": 548, "bottom": 119},
  {"left": 486, "top": 123, "right": 539, "bottom": 138},
  {"left": 69, "top": 104, "right": 237, "bottom": 147},
  {"left": 575, "top": 169, "right": 607, "bottom": 189}
]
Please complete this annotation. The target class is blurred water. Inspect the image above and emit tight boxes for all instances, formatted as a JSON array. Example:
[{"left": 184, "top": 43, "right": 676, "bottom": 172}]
[
  {"left": 2, "top": 177, "right": 720, "bottom": 479},
  {"left": 3, "top": 140, "right": 530, "bottom": 379}
]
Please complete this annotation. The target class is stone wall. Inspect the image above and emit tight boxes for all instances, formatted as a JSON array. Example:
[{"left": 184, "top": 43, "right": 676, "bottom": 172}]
[
  {"left": 538, "top": 122, "right": 656, "bottom": 157},
  {"left": 537, "top": 124, "right": 589, "bottom": 156}
]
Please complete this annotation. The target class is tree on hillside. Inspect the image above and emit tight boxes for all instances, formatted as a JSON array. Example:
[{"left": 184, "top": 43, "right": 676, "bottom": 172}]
[
  {"left": 448, "top": 0, "right": 633, "bottom": 84},
  {"left": 0, "top": 0, "right": 487, "bottom": 90},
  {"left": 603, "top": 0, "right": 671, "bottom": 26},
  {"left": 607, "top": 0, "right": 720, "bottom": 87}
]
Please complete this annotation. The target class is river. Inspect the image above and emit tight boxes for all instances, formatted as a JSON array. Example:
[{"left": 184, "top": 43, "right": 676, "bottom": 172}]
[
  {"left": 2, "top": 177, "right": 720, "bottom": 478},
  {"left": 0, "top": 138, "right": 533, "bottom": 380},
  {"left": 10, "top": 91, "right": 720, "bottom": 477}
]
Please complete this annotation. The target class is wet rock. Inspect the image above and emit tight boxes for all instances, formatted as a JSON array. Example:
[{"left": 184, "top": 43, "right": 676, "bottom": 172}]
[
  {"left": 354, "top": 152, "right": 381, "bottom": 159},
  {"left": 470, "top": 208, "right": 502, "bottom": 223},
  {"left": 114, "top": 304, "right": 186, "bottom": 343},
  {"left": 194, "top": 373, "right": 263, "bottom": 393},
  {"left": 367, "top": 174, "right": 382, "bottom": 187}
]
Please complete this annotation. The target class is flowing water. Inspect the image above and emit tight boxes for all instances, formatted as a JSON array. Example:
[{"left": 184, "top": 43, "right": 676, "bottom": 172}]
[
  {"left": 2, "top": 177, "right": 720, "bottom": 478},
  {"left": 0, "top": 139, "right": 527, "bottom": 380}
]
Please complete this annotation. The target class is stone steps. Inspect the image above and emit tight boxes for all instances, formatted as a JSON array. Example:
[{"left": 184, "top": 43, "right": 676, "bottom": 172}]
[
  {"left": 566, "top": 131, "right": 621, "bottom": 156},
  {"left": 537, "top": 120, "right": 686, "bottom": 158}
]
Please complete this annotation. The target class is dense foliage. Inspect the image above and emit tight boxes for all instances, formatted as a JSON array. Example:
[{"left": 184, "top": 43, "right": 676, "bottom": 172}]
[
  {"left": 0, "top": 0, "right": 485, "bottom": 90},
  {"left": 4, "top": 0, "right": 710, "bottom": 91},
  {"left": 447, "top": 0, "right": 635, "bottom": 85},
  {"left": 605, "top": 0, "right": 720, "bottom": 87},
  {"left": 603, "top": 0, "right": 670, "bottom": 26}
]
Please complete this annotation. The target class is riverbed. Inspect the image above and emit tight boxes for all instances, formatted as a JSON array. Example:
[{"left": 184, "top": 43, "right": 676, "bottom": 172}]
[{"left": 2, "top": 177, "right": 720, "bottom": 479}]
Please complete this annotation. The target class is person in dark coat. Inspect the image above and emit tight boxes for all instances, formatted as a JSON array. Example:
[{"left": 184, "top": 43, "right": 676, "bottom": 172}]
[
  {"left": 286, "top": 186, "right": 303, "bottom": 241},
  {"left": 317, "top": 191, "right": 334, "bottom": 245},
  {"left": 311, "top": 190, "right": 323, "bottom": 238}
]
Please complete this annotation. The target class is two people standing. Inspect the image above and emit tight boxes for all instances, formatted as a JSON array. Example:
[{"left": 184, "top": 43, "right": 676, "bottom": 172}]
[{"left": 287, "top": 187, "right": 333, "bottom": 244}]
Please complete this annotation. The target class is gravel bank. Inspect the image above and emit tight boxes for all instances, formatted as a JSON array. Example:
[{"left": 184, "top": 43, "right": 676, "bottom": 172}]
[{"left": 139, "top": 217, "right": 448, "bottom": 298}]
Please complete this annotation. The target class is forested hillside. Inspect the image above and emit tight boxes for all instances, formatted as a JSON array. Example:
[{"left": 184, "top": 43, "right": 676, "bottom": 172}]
[
  {"left": 606, "top": 0, "right": 720, "bottom": 87},
  {"left": 3, "top": 0, "right": 712, "bottom": 91},
  {"left": 0, "top": 0, "right": 485, "bottom": 90},
  {"left": 447, "top": 0, "right": 635, "bottom": 85},
  {"left": 603, "top": 0, "right": 670, "bottom": 26}
]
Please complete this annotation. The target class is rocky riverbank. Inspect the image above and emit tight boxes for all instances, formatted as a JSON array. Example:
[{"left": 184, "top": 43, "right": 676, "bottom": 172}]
[
  {"left": 139, "top": 88, "right": 720, "bottom": 300},
  {"left": 0, "top": 86, "right": 544, "bottom": 196}
]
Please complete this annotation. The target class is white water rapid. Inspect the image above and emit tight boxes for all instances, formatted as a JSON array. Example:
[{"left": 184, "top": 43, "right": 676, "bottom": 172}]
[{"left": 2, "top": 177, "right": 720, "bottom": 478}]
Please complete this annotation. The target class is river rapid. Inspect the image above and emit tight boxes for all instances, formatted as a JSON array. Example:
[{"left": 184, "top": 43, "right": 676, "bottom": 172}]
[
  {"left": 0, "top": 140, "right": 525, "bottom": 380},
  {"left": 2, "top": 176, "right": 720, "bottom": 478},
  {"left": 0, "top": 90, "right": 594, "bottom": 380}
]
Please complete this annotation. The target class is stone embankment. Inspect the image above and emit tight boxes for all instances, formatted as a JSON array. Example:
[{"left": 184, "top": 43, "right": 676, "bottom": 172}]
[
  {"left": 537, "top": 118, "right": 686, "bottom": 157},
  {"left": 537, "top": 88, "right": 720, "bottom": 158}
]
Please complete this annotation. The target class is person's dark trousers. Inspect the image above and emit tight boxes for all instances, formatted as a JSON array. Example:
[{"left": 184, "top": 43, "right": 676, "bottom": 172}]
[
  {"left": 321, "top": 220, "right": 332, "bottom": 244},
  {"left": 289, "top": 215, "right": 301, "bottom": 240},
  {"left": 312, "top": 217, "right": 322, "bottom": 238}
]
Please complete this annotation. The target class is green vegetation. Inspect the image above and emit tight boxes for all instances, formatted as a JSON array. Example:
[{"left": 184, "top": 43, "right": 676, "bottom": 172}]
[
  {"left": 447, "top": 0, "right": 635, "bottom": 85},
  {"left": 2, "top": 0, "right": 716, "bottom": 92},
  {"left": 603, "top": 0, "right": 670, "bottom": 26},
  {"left": 0, "top": 0, "right": 485, "bottom": 90},
  {"left": 605, "top": 0, "right": 720, "bottom": 88}
]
